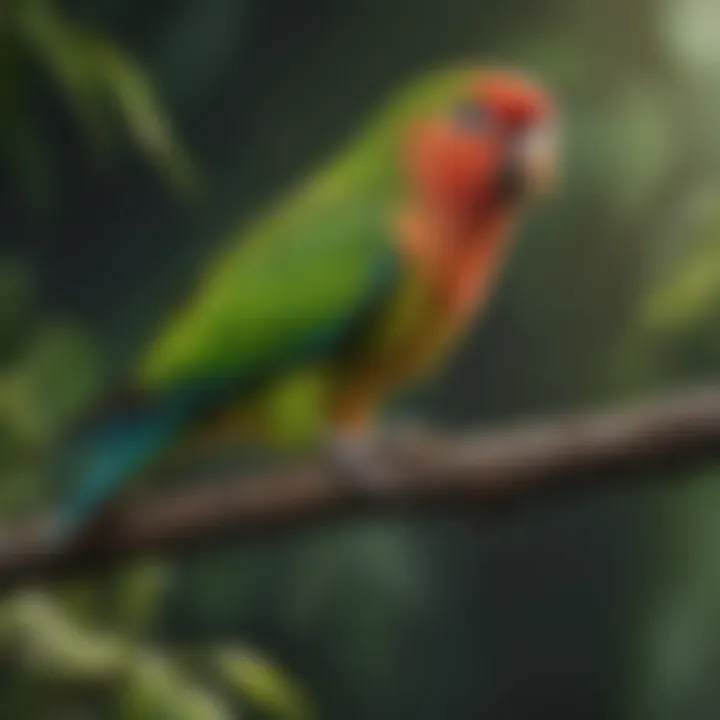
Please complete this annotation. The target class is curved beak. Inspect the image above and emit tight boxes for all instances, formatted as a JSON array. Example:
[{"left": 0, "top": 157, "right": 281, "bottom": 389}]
[
  {"left": 497, "top": 122, "right": 559, "bottom": 203},
  {"left": 523, "top": 122, "right": 559, "bottom": 197}
]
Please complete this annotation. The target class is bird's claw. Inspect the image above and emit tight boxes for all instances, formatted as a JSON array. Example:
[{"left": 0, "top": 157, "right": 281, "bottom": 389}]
[
  {"left": 323, "top": 421, "right": 435, "bottom": 493},
  {"left": 323, "top": 431, "right": 397, "bottom": 494},
  {"left": 380, "top": 421, "right": 435, "bottom": 466}
]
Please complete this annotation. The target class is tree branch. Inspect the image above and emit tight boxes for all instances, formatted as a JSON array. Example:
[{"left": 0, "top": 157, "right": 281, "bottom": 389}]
[{"left": 2, "top": 384, "right": 720, "bottom": 587}]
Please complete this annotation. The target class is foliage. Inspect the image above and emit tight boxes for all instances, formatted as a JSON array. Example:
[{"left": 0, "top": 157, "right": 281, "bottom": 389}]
[
  {"left": 0, "top": 591, "right": 312, "bottom": 719},
  {"left": 622, "top": 182, "right": 720, "bottom": 719},
  {"left": 0, "top": 0, "right": 195, "bottom": 199},
  {"left": 635, "top": 186, "right": 720, "bottom": 376},
  {"left": 0, "top": 258, "right": 99, "bottom": 514},
  {"left": 215, "top": 647, "right": 314, "bottom": 720}
]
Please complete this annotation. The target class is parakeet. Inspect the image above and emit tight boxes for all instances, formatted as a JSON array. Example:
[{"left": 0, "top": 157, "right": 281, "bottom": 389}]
[{"left": 59, "top": 66, "right": 559, "bottom": 535}]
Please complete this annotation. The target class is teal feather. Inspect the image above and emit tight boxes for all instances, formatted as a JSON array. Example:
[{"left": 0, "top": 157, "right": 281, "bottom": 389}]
[{"left": 57, "top": 399, "right": 189, "bottom": 535}]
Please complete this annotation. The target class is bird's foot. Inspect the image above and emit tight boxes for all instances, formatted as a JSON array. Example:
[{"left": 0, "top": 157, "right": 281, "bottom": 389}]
[
  {"left": 323, "top": 420, "right": 435, "bottom": 494},
  {"left": 323, "top": 429, "right": 397, "bottom": 494},
  {"left": 380, "top": 420, "right": 437, "bottom": 467}
]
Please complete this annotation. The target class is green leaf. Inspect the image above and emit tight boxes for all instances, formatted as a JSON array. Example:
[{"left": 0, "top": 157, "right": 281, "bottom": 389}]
[
  {"left": 640, "top": 186, "right": 720, "bottom": 339},
  {"left": 108, "top": 562, "right": 172, "bottom": 639},
  {"left": 121, "top": 651, "right": 233, "bottom": 720},
  {"left": 0, "top": 592, "right": 129, "bottom": 683},
  {"left": 15, "top": 0, "right": 114, "bottom": 152},
  {"left": 83, "top": 34, "right": 199, "bottom": 195},
  {"left": 215, "top": 647, "right": 314, "bottom": 720},
  {"left": 0, "top": 592, "right": 234, "bottom": 719},
  {"left": 14, "top": 0, "right": 198, "bottom": 193}
]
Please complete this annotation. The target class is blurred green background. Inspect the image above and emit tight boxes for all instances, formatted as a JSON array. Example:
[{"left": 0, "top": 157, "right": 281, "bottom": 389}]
[{"left": 2, "top": 0, "right": 720, "bottom": 717}]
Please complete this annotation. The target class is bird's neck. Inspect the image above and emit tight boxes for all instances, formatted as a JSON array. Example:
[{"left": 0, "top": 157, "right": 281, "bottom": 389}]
[{"left": 396, "top": 202, "right": 517, "bottom": 317}]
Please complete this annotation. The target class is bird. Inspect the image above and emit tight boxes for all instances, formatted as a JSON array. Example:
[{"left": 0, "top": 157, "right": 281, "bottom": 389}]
[{"left": 57, "top": 65, "right": 559, "bottom": 537}]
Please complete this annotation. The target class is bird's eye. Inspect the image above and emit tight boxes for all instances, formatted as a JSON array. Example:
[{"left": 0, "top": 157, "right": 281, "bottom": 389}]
[{"left": 453, "top": 102, "right": 488, "bottom": 132}]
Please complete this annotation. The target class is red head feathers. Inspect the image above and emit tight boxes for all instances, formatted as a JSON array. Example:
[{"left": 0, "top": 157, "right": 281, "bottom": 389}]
[{"left": 405, "top": 68, "right": 558, "bottom": 220}]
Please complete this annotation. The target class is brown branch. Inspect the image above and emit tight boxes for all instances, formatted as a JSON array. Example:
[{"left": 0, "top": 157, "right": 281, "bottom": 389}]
[{"left": 2, "top": 384, "right": 720, "bottom": 588}]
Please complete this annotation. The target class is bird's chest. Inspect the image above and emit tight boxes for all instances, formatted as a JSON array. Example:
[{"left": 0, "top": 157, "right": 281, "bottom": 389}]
[
  {"left": 342, "top": 266, "right": 465, "bottom": 388},
  {"left": 336, "top": 207, "right": 510, "bottom": 397}
]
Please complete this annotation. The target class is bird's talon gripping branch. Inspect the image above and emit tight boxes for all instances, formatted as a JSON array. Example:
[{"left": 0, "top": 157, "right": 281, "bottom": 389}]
[
  {"left": 323, "top": 430, "right": 399, "bottom": 495},
  {"left": 381, "top": 421, "right": 438, "bottom": 466}
]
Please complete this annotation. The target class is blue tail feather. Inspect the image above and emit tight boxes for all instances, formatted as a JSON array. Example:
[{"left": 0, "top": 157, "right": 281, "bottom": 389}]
[{"left": 57, "top": 399, "right": 188, "bottom": 537}]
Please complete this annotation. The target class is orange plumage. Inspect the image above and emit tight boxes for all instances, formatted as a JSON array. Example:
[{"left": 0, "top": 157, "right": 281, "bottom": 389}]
[{"left": 328, "top": 70, "right": 558, "bottom": 435}]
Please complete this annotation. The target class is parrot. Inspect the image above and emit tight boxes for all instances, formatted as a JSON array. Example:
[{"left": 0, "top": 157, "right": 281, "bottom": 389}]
[{"left": 57, "top": 65, "right": 559, "bottom": 537}]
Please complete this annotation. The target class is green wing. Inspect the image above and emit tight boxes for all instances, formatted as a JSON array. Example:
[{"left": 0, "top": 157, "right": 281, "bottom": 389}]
[
  {"left": 138, "top": 67, "right": 476, "bottom": 394},
  {"left": 139, "top": 184, "right": 395, "bottom": 393}
]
